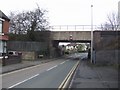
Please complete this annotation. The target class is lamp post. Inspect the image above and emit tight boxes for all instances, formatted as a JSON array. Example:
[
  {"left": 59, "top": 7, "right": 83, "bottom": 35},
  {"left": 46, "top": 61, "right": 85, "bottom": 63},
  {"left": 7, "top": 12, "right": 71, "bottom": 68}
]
[{"left": 91, "top": 5, "right": 93, "bottom": 63}]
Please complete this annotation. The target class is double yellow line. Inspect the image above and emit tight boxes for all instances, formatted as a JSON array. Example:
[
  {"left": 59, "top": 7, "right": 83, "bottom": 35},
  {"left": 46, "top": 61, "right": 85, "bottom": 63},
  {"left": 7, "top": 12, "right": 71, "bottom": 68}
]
[{"left": 58, "top": 60, "right": 80, "bottom": 90}]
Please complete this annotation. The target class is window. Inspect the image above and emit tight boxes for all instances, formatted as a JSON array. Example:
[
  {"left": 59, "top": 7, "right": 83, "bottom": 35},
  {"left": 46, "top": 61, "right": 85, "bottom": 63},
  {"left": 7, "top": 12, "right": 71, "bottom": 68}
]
[
  {"left": 0, "top": 20, "right": 2, "bottom": 33},
  {"left": 0, "top": 40, "right": 3, "bottom": 53},
  {"left": 0, "top": 41, "right": 7, "bottom": 54}
]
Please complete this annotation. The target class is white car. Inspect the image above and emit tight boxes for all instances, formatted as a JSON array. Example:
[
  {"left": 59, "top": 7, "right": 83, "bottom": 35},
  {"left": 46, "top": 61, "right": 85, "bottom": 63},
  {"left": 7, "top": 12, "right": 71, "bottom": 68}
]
[{"left": 0, "top": 56, "right": 8, "bottom": 59}]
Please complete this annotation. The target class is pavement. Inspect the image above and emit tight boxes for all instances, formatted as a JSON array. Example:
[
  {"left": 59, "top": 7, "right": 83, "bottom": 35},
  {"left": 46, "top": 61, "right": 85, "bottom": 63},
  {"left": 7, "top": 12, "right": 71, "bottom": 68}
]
[
  {"left": 71, "top": 60, "right": 119, "bottom": 89},
  {"left": 1, "top": 58, "right": 57, "bottom": 74}
]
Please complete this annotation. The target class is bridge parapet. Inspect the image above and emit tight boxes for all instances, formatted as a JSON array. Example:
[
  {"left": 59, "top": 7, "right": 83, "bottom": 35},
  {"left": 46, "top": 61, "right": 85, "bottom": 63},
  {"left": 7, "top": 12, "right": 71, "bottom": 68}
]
[
  {"left": 50, "top": 25, "right": 100, "bottom": 31},
  {"left": 51, "top": 31, "right": 91, "bottom": 41}
]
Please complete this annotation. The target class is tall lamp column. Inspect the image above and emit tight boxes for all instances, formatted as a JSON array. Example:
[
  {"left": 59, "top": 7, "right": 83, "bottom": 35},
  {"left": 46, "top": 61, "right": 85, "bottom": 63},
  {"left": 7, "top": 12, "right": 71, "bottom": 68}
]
[{"left": 91, "top": 5, "right": 93, "bottom": 63}]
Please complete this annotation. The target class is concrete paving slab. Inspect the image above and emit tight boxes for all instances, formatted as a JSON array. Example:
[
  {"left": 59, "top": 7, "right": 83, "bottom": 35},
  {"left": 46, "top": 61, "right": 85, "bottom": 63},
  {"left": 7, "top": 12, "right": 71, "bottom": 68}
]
[{"left": 71, "top": 60, "right": 119, "bottom": 89}]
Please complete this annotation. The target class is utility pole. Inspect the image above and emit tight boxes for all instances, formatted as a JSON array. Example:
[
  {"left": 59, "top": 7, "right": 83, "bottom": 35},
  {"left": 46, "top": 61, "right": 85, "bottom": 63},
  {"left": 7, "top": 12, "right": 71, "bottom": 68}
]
[{"left": 91, "top": 4, "right": 93, "bottom": 63}]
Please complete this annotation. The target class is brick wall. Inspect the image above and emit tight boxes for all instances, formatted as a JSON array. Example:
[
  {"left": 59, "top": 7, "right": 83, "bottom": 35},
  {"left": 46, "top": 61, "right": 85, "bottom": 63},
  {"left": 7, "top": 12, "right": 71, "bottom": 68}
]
[
  {"left": 2, "top": 20, "right": 9, "bottom": 40},
  {"left": 3, "top": 21, "right": 9, "bottom": 34},
  {"left": 93, "top": 31, "right": 120, "bottom": 64},
  {"left": 0, "top": 21, "right": 9, "bottom": 40},
  {"left": 95, "top": 50, "right": 119, "bottom": 64}
]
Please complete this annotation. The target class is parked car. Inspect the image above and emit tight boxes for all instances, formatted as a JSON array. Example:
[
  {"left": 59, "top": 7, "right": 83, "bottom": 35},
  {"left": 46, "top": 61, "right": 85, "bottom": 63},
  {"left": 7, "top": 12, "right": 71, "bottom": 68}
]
[
  {"left": 8, "top": 51, "right": 22, "bottom": 56},
  {"left": 0, "top": 53, "right": 8, "bottom": 59}
]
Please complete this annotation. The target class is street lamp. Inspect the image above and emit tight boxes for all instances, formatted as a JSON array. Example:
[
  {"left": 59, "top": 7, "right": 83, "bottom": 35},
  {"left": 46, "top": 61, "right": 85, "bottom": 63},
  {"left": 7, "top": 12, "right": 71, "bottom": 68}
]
[{"left": 91, "top": 5, "right": 93, "bottom": 63}]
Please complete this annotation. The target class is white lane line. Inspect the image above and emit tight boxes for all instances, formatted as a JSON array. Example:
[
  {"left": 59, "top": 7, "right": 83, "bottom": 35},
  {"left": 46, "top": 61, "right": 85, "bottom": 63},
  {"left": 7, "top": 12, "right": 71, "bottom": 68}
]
[
  {"left": 8, "top": 74, "right": 39, "bottom": 89},
  {"left": 2, "top": 63, "right": 48, "bottom": 76},
  {"left": 46, "top": 65, "right": 58, "bottom": 71},
  {"left": 66, "top": 60, "right": 69, "bottom": 62},
  {"left": 60, "top": 61, "right": 66, "bottom": 65}
]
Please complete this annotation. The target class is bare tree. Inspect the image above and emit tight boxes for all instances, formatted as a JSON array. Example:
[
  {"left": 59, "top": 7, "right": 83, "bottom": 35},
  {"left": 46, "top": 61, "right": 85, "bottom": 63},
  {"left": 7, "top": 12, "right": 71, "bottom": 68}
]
[
  {"left": 101, "top": 12, "right": 119, "bottom": 31},
  {"left": 9, "top": 7, "right": 49, "bottom": 34}
]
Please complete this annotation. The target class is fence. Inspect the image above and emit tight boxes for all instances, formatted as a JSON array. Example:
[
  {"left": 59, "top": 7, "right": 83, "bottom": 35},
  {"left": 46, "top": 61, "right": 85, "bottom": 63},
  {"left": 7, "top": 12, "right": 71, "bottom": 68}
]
[
  {"left": 7, "top": 41, "right": 50, "bottom": 60},
  {"left": 7, "top": 41, "right": 48, "bottom": 52}
]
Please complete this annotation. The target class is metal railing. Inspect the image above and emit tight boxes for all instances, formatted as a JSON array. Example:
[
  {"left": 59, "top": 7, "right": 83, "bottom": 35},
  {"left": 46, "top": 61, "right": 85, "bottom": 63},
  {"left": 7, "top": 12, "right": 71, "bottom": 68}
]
[{"left": 50, "top": 25, "right": 101, "bottom": 31}]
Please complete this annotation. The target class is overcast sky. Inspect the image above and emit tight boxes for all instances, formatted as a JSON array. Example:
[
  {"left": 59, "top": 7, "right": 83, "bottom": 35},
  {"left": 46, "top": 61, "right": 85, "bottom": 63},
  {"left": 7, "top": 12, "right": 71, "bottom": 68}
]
[{"left": 0, "top": 0, "right": 119, "bottom": 26}]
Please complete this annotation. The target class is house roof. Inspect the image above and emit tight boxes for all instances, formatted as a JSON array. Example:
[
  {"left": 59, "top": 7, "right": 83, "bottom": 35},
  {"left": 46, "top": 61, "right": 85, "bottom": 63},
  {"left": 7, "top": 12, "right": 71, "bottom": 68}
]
[{"left": 0, "top": 10, "right": 10, "bottom": 21}]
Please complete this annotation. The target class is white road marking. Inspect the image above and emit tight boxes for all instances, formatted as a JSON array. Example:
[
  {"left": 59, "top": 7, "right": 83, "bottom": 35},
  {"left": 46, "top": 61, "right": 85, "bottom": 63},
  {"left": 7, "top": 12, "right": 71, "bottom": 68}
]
[
  {"left": 8, "top": 74, "right": 39, "bottom": 89},
  {"left": 66, "top": 60, "right": 69, "bottom": 62},
  {"left": 60, "top": 61, "right": 66, "bottom": 64},
  {"left": 2, "top": 62, "right": 48, "bottom": 76},
  {"left": 46, "top": 65, "right": 58, "bottom": 71}
]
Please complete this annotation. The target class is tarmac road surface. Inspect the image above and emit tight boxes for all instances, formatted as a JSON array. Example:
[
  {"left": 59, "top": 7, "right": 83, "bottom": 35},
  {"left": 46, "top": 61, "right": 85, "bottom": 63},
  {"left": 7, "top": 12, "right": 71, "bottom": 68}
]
[{"left": 2, "top": 58, "right": 78, "bottom": 89}]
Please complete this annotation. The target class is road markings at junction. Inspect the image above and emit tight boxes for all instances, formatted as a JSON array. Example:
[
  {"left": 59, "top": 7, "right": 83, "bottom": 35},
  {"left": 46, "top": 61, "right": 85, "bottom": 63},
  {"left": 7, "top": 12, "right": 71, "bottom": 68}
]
[
  {"left": 8, "top": 74, "right": 39, "bottom": 89},
  {"left": 47, "top": 65, "right": 58, "bottom": 71}
]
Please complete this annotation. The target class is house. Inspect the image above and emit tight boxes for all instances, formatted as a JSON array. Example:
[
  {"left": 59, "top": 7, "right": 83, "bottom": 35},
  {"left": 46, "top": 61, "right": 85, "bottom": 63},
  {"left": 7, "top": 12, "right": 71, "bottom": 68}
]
[{"left": 0, "top": 10, "right": 10, "bottom": 58}]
